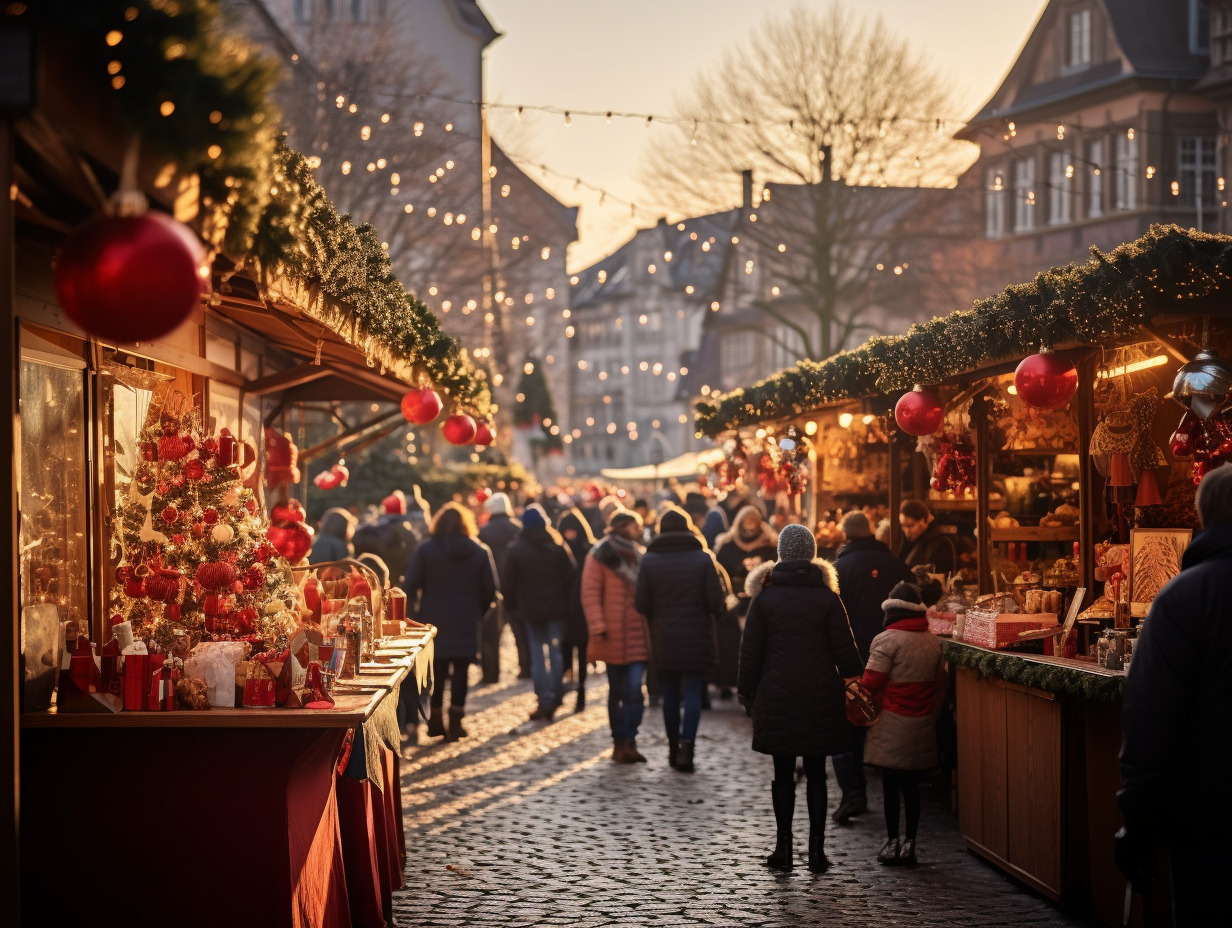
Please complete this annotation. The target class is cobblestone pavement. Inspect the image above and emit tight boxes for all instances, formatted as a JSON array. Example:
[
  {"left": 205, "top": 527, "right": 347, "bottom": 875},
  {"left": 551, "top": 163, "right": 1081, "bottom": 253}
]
[{"left": 393, "top": 636, "right": 1095, "bottom": 928}]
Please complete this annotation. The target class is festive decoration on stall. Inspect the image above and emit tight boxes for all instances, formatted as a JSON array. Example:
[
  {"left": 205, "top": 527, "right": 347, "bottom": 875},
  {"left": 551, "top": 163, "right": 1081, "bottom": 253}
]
[
  {"left": 473, "top": 420, "right": 495, "bottom": 448},
  {"left": 442, "top": 414, "right": 478, "bottom": 446},
  {"left": 926, "top": 430, "right": 977, "bottom": 495},
  {"left": 711, "top": 438, "right": 748, "bottom": 490},
  {"left": 312, "top": 461, "right": 350, "bottom": 491},
  {"left": 942, "top": 641, "right": 1125, "bottom": 702},
  {"left": 1169, "top": 348, "right": 1232, "bottom": 421},
  {"left": 894, "top": 386, "right": 944, "bottom": 436},
  {"left": 1091, "top": 389, "right": 1169, "bottom": 491},
  {"left": 1014, "top": 350, "right": 1077, "bottom": 410},
  {"left": 267, "top": 500, "right": 313, "bottom": 563},
  {"left": 263, "top": 428, "right": 300, "bottom": 488},
  {"left": 774, "top": 427, "right": 811, "bottom": 496},
  {"left": 400, "top": 386, "right": 443, "bottom": 425}
]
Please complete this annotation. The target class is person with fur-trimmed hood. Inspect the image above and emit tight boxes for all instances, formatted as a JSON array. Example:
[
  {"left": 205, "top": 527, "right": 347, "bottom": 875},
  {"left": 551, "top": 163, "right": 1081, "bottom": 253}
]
[
  {"left": 713, "top": 506, "right": 778, "bottom": 694},
  {"left": 738, "top": 524, "right": 864, "bottom": 874},
  {"left": 860, "top": 580, "right": 945, "bottom": 868}
]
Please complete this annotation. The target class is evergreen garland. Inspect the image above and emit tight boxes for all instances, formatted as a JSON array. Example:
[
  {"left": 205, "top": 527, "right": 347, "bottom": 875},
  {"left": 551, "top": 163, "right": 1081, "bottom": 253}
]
[
  {"left": 942, "top": 640, "right": 1126, "bottom": 702},
  {"left": 696, "top": 226, "right": 1232, "bottom": 437}
]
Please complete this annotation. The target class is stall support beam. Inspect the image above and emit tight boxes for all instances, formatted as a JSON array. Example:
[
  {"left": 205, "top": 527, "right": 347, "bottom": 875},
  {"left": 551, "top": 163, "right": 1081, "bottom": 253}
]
[
  {"left": 888, "top": 431, "right": 902, "bottom": 555},
  {"left": 1077, "top": 353, "right": 1098, "bottom": 604},
  {"left": 976, "top": 399, "right": 992, "bottom": 593}
]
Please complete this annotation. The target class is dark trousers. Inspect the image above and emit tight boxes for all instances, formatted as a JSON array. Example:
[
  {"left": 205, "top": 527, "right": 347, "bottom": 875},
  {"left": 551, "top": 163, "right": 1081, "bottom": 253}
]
[
  {"left": 1169, "top": 848, "right": 1232, "bottom": 927},
  {"left": 881, "top": 768, "right": 921, "bottom": 839},
  {"left": 660, "top": 670, "right": 706, "bottom": 742},
  {"left": 431, "top": 657, "right": 471, "bottom": 709},
  {"left": 831, "top": 725, "right": 868, "bottom": 801},
  {"left": 773, "top": 753, "right": 826, "bottom": 782},
  {"left": 562, "top": 641, "right": 588, "bottom": 688}
]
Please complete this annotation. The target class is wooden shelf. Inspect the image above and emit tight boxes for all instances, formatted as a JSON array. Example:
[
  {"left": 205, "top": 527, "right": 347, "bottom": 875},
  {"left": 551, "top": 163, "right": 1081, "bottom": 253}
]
[
  {"left": 930, "top": 498, "right": 978, "bottom": 511},
  {"left": 990, "top": 525, "right": 1080, "bottom": 542}
]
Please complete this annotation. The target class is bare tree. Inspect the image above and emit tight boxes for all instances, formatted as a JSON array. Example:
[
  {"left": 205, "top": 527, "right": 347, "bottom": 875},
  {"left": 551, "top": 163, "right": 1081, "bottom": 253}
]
[{"left": 642, "top": 2, "right": 975, "bottom": 360}]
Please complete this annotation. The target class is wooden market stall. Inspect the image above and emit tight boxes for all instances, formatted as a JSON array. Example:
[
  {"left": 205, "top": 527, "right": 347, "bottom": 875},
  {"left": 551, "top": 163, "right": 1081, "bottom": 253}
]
[{"left": 696, "top": 225, "right": 1232, "bottom": 926}]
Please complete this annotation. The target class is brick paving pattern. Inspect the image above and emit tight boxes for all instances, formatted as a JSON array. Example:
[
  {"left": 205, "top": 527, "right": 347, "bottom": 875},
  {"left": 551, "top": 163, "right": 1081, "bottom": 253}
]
[{"left": 393, "top": 636, "right": 1095, "bottom": 928}]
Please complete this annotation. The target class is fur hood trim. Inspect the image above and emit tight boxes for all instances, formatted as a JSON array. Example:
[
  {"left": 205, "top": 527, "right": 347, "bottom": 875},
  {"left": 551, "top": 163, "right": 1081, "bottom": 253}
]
[
  {"left": 881, "top": 598, "right": 928, "bottom": 613},
  {"left": 745, "top": 557, "right": 840, "bottom": 599},
  {"left": 714, "top": 506, "right": 777, "bottom": 553}
]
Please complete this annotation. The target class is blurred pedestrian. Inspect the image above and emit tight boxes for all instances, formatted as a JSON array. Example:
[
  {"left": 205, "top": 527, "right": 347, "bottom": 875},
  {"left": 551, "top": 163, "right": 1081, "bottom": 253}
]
[
  {"left": 700, "top": 506, "right": 729, "bottom": 551},
  {"left": 738, "top": 524, "right": 863, "bottom": 873},
  {"left": 309, "top": 507, "right": 355, "bottom": 564},
  {"left": 405, "top": 502, "right": 499, "bottom": 742},
  {"left": 557, "top": 506, "right": 597, "bottom": 710},
  {"left": 352, "top": 490, "right": 420, "bottom": 589},
  {"left": 713, "top": 506, "right": 778, "bottom": 699},
  {"left": 582, "top": 508, "right": 650, "bottom": 763},
  {"left": 831, "top": 511, "right": 914, "bottom": 824},
  {"left": 860, "top": 581, "right": 945, "bottom": 867},
  {"left": 479, "top": 492, "right": 526, "bottom": 682},
  {"left": 504, "top": 505, "right": 576, "bottom": 722},
  {"left": 635, "top": 506, "right": 726, "bottom": 773}
]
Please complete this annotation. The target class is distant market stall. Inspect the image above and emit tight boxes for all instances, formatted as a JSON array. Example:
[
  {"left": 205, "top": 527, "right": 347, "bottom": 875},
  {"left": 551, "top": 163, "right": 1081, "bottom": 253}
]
[{"left": 696, "top": 224, "right": 1232, "bottom": 926}]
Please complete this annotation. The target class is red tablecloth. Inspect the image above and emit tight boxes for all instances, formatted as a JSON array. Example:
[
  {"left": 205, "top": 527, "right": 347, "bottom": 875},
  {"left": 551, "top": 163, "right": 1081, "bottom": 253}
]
[{"left": 337, "top": 744, "right": 405, "bottom": 926}]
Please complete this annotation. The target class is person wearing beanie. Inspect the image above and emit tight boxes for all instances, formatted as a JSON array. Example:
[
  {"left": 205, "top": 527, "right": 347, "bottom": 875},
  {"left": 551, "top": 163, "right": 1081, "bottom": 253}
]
[
  {"left": 713, "top": 507, "right": 778, "bottom": 700},
  {"left": 556, "top": 506, "right": 598, "bottom": 711},
  {"left": 738, "top": 520, "right": 863, "bottom": 873},
  {"left": 859, "top": 580, "right": 944, "bottom": 867},
  {"left": 635, "top": 505, "right": 728, "bottom": 772},
  {"left": 582, "top": 507, "right": 651, "bottom": 763},
  {"left": 479, "top": 492, "right": 527, "bottom": 682},
  {"left": 830, "top": 511, "right": 914, "bottom": 824},
  {"left": 352, "top": 490, "right": 420, "bottom": 593},
  {"left": 503, "top": 504, "right": 576, "bottom": 722}
]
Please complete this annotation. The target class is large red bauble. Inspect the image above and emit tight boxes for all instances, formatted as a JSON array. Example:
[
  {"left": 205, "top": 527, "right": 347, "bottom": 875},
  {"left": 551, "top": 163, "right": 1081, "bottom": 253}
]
[
  {"left": 473, "top": 420, "right": 495, "bottom": 447},
  {"left": 442, "top": 413, "right": 477, "bottom": 445},
  {"left": 401, "top": 386, "right": 443, "bottom": 424},
  {"left": 53, "top": 212, "right": 207, "bottom": 343},
  {"left": 1014, "top": 352, "right": 1078, "bottom": 410},
  {"left": 267, "top": 523, "right": 313, "bottom": 562},
  {"left": 894, "top": 387, "right": 944, "bottom": 436}
]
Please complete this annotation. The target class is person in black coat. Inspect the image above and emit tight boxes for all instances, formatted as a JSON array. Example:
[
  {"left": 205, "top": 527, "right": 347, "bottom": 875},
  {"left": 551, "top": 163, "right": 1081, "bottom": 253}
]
[
  {"left": 896, "top": 500, "right": 956, "bottom": 605},
  {"left": 712, "top": 506, "right": 778, "bottom": 697},
  {"left": 738, "top": 524, "right": 864, "bottom": 874},
  {"left": 557, "top": 506, "right": 597, "bottom": 710},
  {"left": 404, "top": 502, "right": 499, "bottom": 742},
  {"left": 830, "top": 511, "right": 915, "bottom": 824},
  {"left": 634, "top": 506, "right": 726, "bottom": 773},
  {"left": 479, "top": 492, "right": 526, "bottom": 682},
  {"left": 504, "top": 506, "right": 577, "bottom": 722},
  {"left": 1117, "top": 465, "right": 1232, "bottom": 926}
]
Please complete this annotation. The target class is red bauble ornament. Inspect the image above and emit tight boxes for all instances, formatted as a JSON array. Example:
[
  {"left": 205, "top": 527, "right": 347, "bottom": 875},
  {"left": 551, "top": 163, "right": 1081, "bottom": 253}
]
[
  {"left": 158, "top": 434, "right": 190, "bottom": 462},
  {"left": 475, "top": 487, "right": 492, "bottom": 504},
  {"left": 313, "top": 468, "right": 342, "bottom": 490},
  {"left": 171, "top": 534, "right": 185, "bottom": 546},
  {"left": 1170, "top": 411, "right": 1201, "bottom": 459},
  {"left": 1014, "top": 351, "right": 1078, "bottom": 410},
  {"left": 442, "top": 413, "right": 477, "bottom": 445},
  {"left": 53, "top": 212, "right": 207, "bottom": 343},
  {"left": 243, "top": 565, "right": 265, "bottom": 590},
  {"left": 123, "top": 579, "right": 146, "bottom": 598},
  {"left": 202, "top": 508, "right": 219, "bottom": 525},
  {"left": 184, "top": 459, "right": 206, "bottom": 481},
  {"left": 271, "top": 500, "right": 307, "bottom": 524},
  {"left": 191, "top": 523, "right": 206, "bottom": 539},
  {"left": 401, "top": 386, "right": 443, "bottom": 424},
  {"left": 473, "top": 420, "right": 495, "bottom": 447},
  {"left": 161, "top": 506, "right": 179, "bottom": 524},
  {"left": 195, "top": 561, "right": 237, "bottom": 592},
  {"left": 267, "top": 524, "right": 313, "bottom": 562},
  {"left": 894, "top": 387, "right": 944, "bottom": 436}
]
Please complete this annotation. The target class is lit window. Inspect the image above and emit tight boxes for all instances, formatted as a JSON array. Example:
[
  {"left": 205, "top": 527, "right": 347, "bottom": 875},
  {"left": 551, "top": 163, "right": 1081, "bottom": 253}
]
[{"left": 1068, "top": 9, "right": 1091, "bottom": 69}]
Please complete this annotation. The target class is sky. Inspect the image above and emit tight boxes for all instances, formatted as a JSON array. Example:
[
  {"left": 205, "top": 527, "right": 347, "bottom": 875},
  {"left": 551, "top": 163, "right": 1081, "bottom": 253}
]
[{"left": 481, "top": 0, "right": 1050, "bottom": 271}]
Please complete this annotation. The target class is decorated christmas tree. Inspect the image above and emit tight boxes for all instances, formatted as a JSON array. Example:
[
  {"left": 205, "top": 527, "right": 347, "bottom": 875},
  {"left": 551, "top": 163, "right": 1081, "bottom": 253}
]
[{"left": 110, "top": 390, "right": 300, "bottom": 649}]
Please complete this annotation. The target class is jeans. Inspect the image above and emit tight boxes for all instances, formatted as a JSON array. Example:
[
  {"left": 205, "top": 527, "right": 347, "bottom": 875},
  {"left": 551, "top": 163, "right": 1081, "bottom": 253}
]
[
  {"left": 660, "top": 670, "right": 706, "bottom": 742},
  {"left": 1169, "top": 848, "right": 1232, "bottom": 927},
  {"left": 606, "top": 662, "right": 646, "bottom": 740},
  {"left": 525, "top": 619, "right": 564, "bottom": 711},
  {"left": 831, "top": 724, "right": 868, "bottom": 802}
]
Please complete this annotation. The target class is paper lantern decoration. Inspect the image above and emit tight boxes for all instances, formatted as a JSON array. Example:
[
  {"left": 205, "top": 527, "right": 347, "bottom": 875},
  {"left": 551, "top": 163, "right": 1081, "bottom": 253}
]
[
  {"left": 894, "top": 387, "right": 944, "bottom": 436},
  {"left": 264, "top": 428, "right": 301, "bottom": 487},
  {"left": 53, "top": 212, "right": 207, "bottom": 343},
  {"left": 1170, "top": 349, "right": 1232, "bottom": 420},
  {"left": 1014, "top": 351, "right": 1077, "bottom": 410},
  {"left": 442, "top": 414, "right": 477, "bottom": 445},
  {"left": 401, "top": 386, "right": 443, "bottom": 424},
  {"left": 474, "top": 420, "right": 495, "bottom": 447},
  {"left": 195, "top": 561, "right": 238, "bottom": 592}
]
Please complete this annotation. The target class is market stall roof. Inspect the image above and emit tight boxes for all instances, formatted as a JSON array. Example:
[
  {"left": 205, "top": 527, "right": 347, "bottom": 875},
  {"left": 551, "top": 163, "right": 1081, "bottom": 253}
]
[
  {"left": 600, "top": 447, "right": 725, "bottom": 482},
  {"left": 695, "top": 225, "right": 1232, "bottom": 438}
]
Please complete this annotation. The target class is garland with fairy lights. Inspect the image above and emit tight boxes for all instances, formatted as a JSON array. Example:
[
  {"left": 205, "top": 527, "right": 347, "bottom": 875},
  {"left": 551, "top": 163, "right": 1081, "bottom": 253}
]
[
  {"left": 695, "top": 226, "right": 1232, "bottom": 437},
  {"left": 942, "top": 640, "right": 1126, "bottom": 702}
]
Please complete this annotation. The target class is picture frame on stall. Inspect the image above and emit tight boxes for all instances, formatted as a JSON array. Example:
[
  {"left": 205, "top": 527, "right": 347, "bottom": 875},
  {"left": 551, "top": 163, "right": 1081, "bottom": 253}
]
[{"left": 1129, "top": 528, "right": 1192, "bottom": 617}]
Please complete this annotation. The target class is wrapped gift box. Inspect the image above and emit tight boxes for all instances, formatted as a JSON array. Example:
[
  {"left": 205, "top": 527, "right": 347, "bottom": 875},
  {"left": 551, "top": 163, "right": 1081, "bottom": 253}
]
[
  {"left": 961, "top": 610, "right": 1057, "bottom": 649},
  {"left": 926, "top": 609, "right": 957, "bottom": 637}
]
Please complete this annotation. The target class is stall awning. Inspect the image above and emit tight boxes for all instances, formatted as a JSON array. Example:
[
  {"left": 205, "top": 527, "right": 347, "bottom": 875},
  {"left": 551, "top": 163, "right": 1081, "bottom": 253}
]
[{"left": 600, "top": 448, "right": 725, "bottom": 482}]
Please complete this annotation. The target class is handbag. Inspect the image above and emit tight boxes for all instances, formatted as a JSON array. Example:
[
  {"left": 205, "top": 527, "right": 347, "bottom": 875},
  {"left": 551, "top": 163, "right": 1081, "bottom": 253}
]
[{"left": 845, "top": 679, "right": 881, "bottom": 727}]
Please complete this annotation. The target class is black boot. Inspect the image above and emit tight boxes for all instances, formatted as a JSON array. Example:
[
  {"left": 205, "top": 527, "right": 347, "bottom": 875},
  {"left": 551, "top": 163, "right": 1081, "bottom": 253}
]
[
  {"left": 575, "top": 684, "right": 586, "bottom": 712},
  {"left": 766, "top": 780, "right": 795, "bottom": 869},
  {"left": 668, "top": 737, "right": 679, "bottom": 769},
  {"left": 427, "top": 708, "right": 446, "bottom": 739},
  {"left": 446, "top": 706, "right": 468, "bottom": 742},
  {"left": 806, "top": 775, "right": 829, "bottom": 872},
  {"left": 675, "top": 740, "right": 695, "bottom": 773}
]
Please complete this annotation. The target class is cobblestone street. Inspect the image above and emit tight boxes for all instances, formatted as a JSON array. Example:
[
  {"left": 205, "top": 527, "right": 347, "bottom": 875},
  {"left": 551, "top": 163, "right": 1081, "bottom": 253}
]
[{"left": 392, "top": 637, "right": 1095, "bottom": 928}]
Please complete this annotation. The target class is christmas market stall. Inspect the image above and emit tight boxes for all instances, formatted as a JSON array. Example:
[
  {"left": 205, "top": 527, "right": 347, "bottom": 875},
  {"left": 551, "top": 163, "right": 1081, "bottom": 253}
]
[
  {"left": 696, "top": 224, "right": 1232, "bottom": 926},
  {"left": 3, "top": 4, "right": 492, "bottom": 925}
]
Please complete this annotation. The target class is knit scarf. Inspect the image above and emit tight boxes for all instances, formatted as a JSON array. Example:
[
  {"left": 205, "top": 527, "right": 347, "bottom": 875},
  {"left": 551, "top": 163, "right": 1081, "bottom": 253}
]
[{"left": 594, "top": 534, "right": 643, "bottom": 586}]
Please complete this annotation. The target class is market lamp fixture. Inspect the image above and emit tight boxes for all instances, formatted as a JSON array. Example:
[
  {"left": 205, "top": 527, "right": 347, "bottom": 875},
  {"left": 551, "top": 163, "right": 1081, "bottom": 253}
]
[{"left": 1168, "top": 348, "right": 1232, "bottom": 420}]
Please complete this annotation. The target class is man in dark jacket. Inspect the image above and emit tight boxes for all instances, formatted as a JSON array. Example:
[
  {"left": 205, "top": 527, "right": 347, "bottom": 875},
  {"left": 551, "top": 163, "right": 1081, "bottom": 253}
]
[
  {"left": 1117, "top": 465, "right": 1232, "bottom": 926},
  {"left": 831, "top": 511, "right": 915, "bottom": 824},
  {"left": 897, "top": 500, "right": 956, "bottom": 605},
  {"left": 352, "top": 491, "right": 420, "bottom": 589},
  {"left": 478, "top": 492, "right": 525, "bottom": 682},
  {"left": 504, "top": 506, "right": 576, "bottom": 721}
]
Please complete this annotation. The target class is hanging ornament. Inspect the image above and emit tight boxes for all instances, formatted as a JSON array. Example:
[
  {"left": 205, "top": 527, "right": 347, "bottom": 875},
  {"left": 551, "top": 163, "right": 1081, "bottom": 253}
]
[
  {"left": 194, "top": 561, "right": 238, "bottom": 592},
  {"left": 474, "top": 420, "right": 495, "bottom": 447},
  {"left": 53, "top": 211, "right": 207, "bottom": 343},
  {"left": 1169, "top": 348, "right": 1232, "bottom": 420},
  {"left": 211, "top": 523, "right": 235, "bottom": 544},
  {"left": 401, "top": 386, "right": 443, "bottom": 424},
  {"left": 442, "top": 413, "right": 478, "bottom": 445},
  {"left": 894, "top": 386, "right": 944, "bottom": 436},
  {"left": 313, "top": 469, "right": 342, "bottom": 490},
  {"left": 1014, "top": 350, "right": 1078, "bottom": 410},
  {"left": 264, "top": 428, "right": 301, "bottom": 487},
  {"left": 474, "top": 487, "right": 492, "bottom": 504},
  {"left": 329, "top": 462, "right": 349, "bottom": 486},
  {"left": 267, "top": 500, "right": 313, "bottom": 562}
]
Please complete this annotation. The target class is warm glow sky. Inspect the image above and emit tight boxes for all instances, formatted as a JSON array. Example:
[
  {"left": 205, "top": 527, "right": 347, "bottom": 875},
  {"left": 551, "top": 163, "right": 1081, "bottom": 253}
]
[{"left": 481, "top": 0, "right": 1050, "bottom": 271}]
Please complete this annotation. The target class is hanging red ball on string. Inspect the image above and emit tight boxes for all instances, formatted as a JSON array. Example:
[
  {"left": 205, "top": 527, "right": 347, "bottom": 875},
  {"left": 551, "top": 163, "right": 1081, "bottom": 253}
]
[
  {"left": 401, "top": 386, "right": 443, "bottom": 424},
  {"left": 473, "top": 420, "right": 495, "bottom": 448},
  {"left": 894, "top": 386, "right": 944, "bottom": 436},
  {"left": 442, "top": 413, "right": 477, "bottom": 445},
  {"left": 1014, "top": 350, "right": 1077, "bottom": 410},
  {"left": 53, "top": 211, "right": 208, "bottom": 343}
]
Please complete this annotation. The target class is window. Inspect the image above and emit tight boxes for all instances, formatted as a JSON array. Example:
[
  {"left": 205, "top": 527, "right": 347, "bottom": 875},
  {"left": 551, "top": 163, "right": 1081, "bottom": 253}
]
[
  {"left": 1088, "top": 139, "right": 1104, "bottom": 218},
  {"left": 1068, "top": 9, "right": 1091, "bottom": 69},
  {"left": 1048, "top": 152, "right": 1073, "bottom": 225},
  {"left": 1115, "top": 134, "right": 1138, "bottom": 210},
  {"left": 1178, "top": 136, "right": 1217, "bottom": 206},
  {"left": 350, "top": 0, "right": 365, "bottom": 22},
  {"left": 720, "top": 331, "right": 756, "bottom": 374},
  {"left": 1192, "top": 0, "right": 1211, "bottom": 55},
  {"left": 321, "top": 0, "right": 336, "bottom": 21},
  {"left": 293, "top": 0, "right": 310, "bottom": 23},
  {"left": 1214, "top": 4, "right": 1232, "bottom": 66},
  {"left": 984, "top": 166, "right": 1007, "bottom": 238},
  {"left": 1013, "top": 157, "right": 1036, "bottom": 232}
]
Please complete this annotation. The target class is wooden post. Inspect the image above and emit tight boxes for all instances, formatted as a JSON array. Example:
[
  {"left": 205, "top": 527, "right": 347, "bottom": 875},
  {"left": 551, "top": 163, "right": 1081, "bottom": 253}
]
[
  {"left": 888, "top": 428, "right": 903, "bottom": 554},
  {"left": 1077, "top": 353, "right": 1098, "bottom": 606},
  {"left": 976, "top": 397, "right": 992, "bottom": 594}
]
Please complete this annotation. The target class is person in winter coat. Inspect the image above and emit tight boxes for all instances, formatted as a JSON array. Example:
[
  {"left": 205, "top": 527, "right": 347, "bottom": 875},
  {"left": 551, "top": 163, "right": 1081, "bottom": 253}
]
[
  {"left": 860, "top": 580, "right": 944, "bottom": 867},
  {"left": 713, "top": 506, "right": 778, "bottom": 697},
  {"left": 504, "top": 505, "right": 576, "bottom": 722},
  {"left": 309, "top": 507, "right": 355, "bottom": 564},
  {"left": 738, "top": 524, "right": 864, "bottom": 873},
  {"left": 352, "top": 490, "right": 420, "bottom": 589},
  {"left": 479, "top": 492, "right": 526, "bottom": 682},
  {"left": 557, "top": 507, "right": 597, "bottom": 711},
  {"left": 700, "top": 507, "right": 729, "bottom": 552},
  {"left": 830, "top": 511, "right": 915, "bottom": 824},
  {"left": 896, "top": 500, "right": 956, "bottom": 604},
  {"left": 635, "top": 507, "right": 726, "bottom": 773},
  {"left": 582, "top": 508, "right": 650, "bottom": 764},
  {"left": 404, "top": 502, "right": 499, "bottom": 742},
  {"left": 1117, "top": 464, "right": 1232, "bottom": 926}
]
